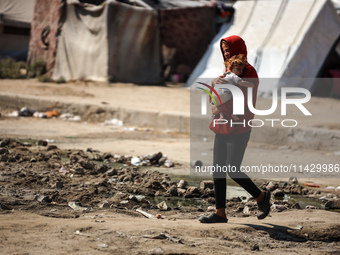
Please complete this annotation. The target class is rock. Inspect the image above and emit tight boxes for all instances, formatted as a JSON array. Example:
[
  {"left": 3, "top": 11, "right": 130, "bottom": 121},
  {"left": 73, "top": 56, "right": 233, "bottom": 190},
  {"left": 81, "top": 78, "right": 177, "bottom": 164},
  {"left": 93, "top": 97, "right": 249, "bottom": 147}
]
[
  {"left": 184, "top": 186, "right": 201, "bottom": 198},
  {"left": 0, "top": 138, "right": 11, "bottom": 147},
  {"left": 201, "top": 188, "right": 215, "bottom": 198},
  {"left": 79, "top": 159, "right": 95, "bottom": 170},
  {"left": 325, "top": 199, "right": 340, "bottom": 209},
  {"left": 177, "top": 180, "right": 188, "bottom": 189},
  {"left": 184, "top": 193, "right": 194, "bottom": 198},
  {"left": 145, "top": 180, "right": 162, "bottom": 190},
  {"left": 157, "top": 201, "right": 168, "bottom": 211},
  {"left": 305, "top": 205, "right": 317, "bottom": 209},
  {"left": 96, "top": 164, "right": 110, "bottom": 173},
  {"left": 0, "top": 148, "right": 8, "bottom": 154},
  {"left": 38, "top": 140, "right": 48, "bottom": 146},
  {"left": 166, "top": 185, "right": 178, "bottom": 196},
  {"left": 177, "top": 188, "right": 186, "bottom": 196},
  {"left": 326, "top": 193, "right": 335, "bottom": 199},
  {"left": 71, "top": 165, "right": 85, "bottom": 175},
  {"left": 266, "top": 181, "right": 278, "bottom": 191},
  {"left": 271, "top": 204, "right": 288, "bottom": 212},
  {"left": 150, "top": 152, "right": 162, "bottom": 165},
  {"left": 0, "top": 203, "right": 12, "bottom": 210},
  {"left": 0, "top": 155, "right": 8, "bottom": 162},
  {"left": 207, "top": 206, "right": 216, "bottom": 212},
  {"left": 250, "top": 243, "right": 260, "bottom": 251},
  {"left": 206, "top": 197, "right": 215, "bottom": 204},
  {"left": 161, "top": 181, "right": 170, "bottom": 189},
  {"left": 158, "top": 156, "right": 167, "bottom": 165},
  {"left": 163, "top": 159, "right": 174, "bottom": 168},
  {"left": 56, "top": 181, "right": 63, "bottom": 189},
  {"left": 288, "top": 176, "right": 298, "bottom": 184},
  {"left": 46, "top": 145, "right": 58, "bottom": 151},
  {"left": 103, "top": 152, "right": 113, "bottom": 159},
  {"left": 34, "top": 194, "right": 50, "bottom": 203},
  {"left": 290, "top": 185, "right": 302, "bottom": 195},
  {"left": 301, "top": 188, "right": 309, "bottom": 195},
  {"left": 186, "top": 186, "right": 200, "bottom": 194},
  {"left": 243, "top": 205, "right": 250, "bottom": 214},
  {"left": 292, "top": 202, "right": 301, "bottom": 209},
  {"left": 272, "top": 189, "right": 285, "bottom": 197},
  {"left": 199, "top": 180, "right": 214, "bottom": 190}
]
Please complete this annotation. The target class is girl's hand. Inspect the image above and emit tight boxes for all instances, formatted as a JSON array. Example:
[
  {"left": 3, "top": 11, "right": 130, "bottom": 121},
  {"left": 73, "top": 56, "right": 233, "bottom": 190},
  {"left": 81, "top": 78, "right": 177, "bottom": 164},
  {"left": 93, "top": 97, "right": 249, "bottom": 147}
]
[
  {"left": 212, "top": 75, "right": 227, "bottom": 88},
  {"left": 212, "top": 105, "right": 222, "bottom": 115}
]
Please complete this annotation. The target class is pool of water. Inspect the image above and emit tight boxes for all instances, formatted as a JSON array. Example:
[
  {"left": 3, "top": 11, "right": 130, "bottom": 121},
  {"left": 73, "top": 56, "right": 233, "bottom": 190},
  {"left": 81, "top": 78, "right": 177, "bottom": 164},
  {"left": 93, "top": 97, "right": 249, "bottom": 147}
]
[{"left": 164, "top": 174, "right": 339, "bottom": 212}]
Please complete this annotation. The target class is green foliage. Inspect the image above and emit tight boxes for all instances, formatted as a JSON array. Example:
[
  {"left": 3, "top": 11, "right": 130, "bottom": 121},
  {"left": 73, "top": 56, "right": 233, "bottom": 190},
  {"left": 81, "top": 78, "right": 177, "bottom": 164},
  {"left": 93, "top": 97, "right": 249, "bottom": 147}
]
[
  {"left": 27, "top": 59, "right": 46, "bottom": 78},
  {"left": 108, "top": 75, "right": 116, "bottom": 83},
  {"left": 37, "top": 75, "right": 53, "bottom": 83},
  {"left": 0, "top": 58, "right": 26, "bottom": 79},
  {"left": 56, "top": 76, "right": 66, "bottom": 84}
]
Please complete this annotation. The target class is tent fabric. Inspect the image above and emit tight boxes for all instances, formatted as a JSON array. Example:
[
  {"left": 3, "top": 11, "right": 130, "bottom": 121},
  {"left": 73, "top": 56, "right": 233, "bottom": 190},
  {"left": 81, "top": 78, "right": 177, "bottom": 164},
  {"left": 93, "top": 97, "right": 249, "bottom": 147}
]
[
  {"left": 0, "top": 0, "right": 34, "bottom": 28},
  {"left": 186, "top": 0, "right": 340, "bottom": 94},
  {"left": 52, "top": 0, "right": 109, "bottom": 82},
  {"left": 52, "top": 0, "right": 161, "bottom": 83},
  {"left": 106, "top": 1, "right": 161, "bottom": 84},
  {"left": 27, "top": 0, "right": 63, "bottom": 74},
  {"left": 142, "top": 0, "right": 209, "bottom": 9}
]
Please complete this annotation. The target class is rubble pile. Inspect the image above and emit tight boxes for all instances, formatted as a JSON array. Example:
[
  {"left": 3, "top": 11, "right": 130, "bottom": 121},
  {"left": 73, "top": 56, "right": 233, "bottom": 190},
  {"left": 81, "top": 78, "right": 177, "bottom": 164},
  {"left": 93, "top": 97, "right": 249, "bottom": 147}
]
[
  {"left": 0, "top": 138, "right": 214, "bottom": 215},
  {"left": 1, "top": 138, "right": 339, "bottom": 219}
]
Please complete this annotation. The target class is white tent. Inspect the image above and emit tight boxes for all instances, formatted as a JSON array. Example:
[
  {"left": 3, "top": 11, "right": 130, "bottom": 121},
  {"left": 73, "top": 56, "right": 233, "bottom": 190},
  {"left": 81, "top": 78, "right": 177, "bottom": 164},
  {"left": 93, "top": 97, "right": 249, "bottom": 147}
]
[{"left": 186, "top": 0, "right": 340, "bottom": 95}]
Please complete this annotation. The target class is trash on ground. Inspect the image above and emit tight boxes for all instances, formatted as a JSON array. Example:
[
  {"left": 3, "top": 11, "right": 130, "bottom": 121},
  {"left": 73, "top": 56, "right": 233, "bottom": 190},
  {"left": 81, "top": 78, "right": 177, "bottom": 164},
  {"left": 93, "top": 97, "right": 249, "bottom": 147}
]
[
  {"left": 136, "top": 209, "right": 156, "bottom": 219},
  {"left": 271, "top": 204, "right": 288, "bottom": 212},
  {"left": 103, "top": 118, "right": 123, "bottom": 126},
  {"left": 59, "top": 166, "right": 69, "bottom": 174},
  {"left": 68, "top": 201, "right": 87, "bottom": 211},
  {"left": 295, "top": 225, "right": 303, "bottom": 230},
  {"left": 306, "top": 183, "right": 320, "bottom": 188},
  {"left": 157, "top": 201, "right": 168, "bottom": 211},
  {"left": 75, "top": 230, "right": 91, "bottom": 237}
]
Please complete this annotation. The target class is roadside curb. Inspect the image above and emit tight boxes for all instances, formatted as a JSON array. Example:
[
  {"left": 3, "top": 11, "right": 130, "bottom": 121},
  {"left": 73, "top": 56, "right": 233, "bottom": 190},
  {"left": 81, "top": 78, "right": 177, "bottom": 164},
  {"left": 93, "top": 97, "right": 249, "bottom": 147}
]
[{"left": 1, "top": 94, "right": 340, "bottom": 151}]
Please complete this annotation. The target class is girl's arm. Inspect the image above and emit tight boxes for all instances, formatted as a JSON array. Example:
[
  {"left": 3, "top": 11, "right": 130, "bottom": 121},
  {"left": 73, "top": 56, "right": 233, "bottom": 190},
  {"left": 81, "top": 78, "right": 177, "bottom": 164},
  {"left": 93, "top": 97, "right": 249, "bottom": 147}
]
[{"left": 237, "top": 79, "right": 254, "bottom": 88}]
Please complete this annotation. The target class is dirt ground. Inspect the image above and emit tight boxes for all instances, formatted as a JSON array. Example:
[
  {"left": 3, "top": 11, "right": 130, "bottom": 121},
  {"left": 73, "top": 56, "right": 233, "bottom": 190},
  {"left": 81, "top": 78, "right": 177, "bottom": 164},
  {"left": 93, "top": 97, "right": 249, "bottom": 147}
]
[{"left": 0, "top": 79, "right": 340, "bottom": 254}]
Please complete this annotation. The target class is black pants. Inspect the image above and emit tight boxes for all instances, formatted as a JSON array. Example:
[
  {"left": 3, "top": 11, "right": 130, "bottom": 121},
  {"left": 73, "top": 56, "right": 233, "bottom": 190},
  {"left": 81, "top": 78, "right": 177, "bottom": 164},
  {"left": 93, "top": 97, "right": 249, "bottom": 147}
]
[{"left": 213, "top": 131, "right": 261, "bottom": 209}]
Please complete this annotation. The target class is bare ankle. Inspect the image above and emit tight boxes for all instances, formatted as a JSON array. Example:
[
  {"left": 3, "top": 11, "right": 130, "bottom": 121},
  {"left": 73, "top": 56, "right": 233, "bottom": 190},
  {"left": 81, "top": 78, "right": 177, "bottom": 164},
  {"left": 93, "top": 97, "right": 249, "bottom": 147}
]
[
  {"left": 215, "top": 209, "right": 226, "bottom": 218},
  {"left": 255, "top": 191, "right": 266, "bottom": 203}
]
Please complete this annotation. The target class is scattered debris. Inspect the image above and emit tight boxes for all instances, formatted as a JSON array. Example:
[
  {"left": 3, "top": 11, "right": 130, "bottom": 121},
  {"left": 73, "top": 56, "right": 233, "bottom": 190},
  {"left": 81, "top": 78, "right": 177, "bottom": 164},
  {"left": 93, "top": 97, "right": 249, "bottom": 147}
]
[
  {"left": 306, "top": 183, "right": 320, "bottom": 188},
  {"left": 136, "top": 209, "right": 156, "bottom": 219},
  {"left": 103, "top": 118, "right": 123, "bottom": 126},
  {"left": 68, "top": 201, "right": 87, "bottom": 211},
  {"left": 157, "top": 201, "right": 168, "bottom": 211},
  {"left": 143, "top": 233, "right": 184, "bottom": 244}
]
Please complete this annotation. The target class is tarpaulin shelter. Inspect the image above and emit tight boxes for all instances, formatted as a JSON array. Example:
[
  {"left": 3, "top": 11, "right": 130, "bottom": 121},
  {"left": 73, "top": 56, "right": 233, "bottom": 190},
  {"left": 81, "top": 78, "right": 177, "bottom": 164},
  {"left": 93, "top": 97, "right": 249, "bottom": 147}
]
[
  {"left": 0, "top": 0, "right": 35, "bottom": 60},
  {"left": 27, "top": 0, "right": 218, "bottom": 84},
  {"left": 186, "top": 0, "right": 340, "bottom": 95}
]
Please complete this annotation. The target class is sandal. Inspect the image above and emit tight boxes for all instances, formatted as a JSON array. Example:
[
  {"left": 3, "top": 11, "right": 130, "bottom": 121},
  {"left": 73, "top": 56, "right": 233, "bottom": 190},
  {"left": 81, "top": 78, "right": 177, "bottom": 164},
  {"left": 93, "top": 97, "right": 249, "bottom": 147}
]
[
  {"left": 257, "top": 189, "right": 271, "bottom": 220},
  {"left": 198, "top": 213, "right": 228, "bottom": 223}
]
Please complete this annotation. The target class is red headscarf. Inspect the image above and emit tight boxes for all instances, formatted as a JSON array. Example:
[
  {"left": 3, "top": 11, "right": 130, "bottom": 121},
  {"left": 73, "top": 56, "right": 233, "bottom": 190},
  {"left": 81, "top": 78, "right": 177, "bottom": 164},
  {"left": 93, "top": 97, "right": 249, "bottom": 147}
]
[
  {"left": 210, "top": 35, "right": 259, "bottom": 136},
  {"left": 220, "top": 35, "right": 248, "bottom": 60}
]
